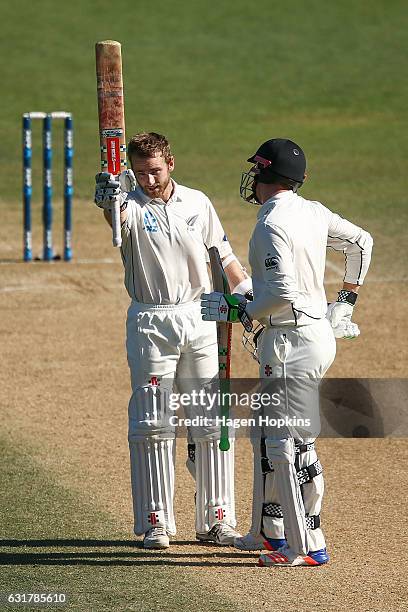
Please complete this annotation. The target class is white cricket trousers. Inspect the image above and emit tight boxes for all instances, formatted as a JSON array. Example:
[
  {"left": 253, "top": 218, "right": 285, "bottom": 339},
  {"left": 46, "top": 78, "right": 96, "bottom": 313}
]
[
  {"left": 126, "top": 300, "right": 237, "bottom": 536},
  {"left": 255, "top": 318, "right": 336, "bottom": 552}
]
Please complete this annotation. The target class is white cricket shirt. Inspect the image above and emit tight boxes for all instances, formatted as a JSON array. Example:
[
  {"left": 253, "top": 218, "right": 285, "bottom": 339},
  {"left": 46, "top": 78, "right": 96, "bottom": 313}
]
[
  {"left": 121, "top": 180, "right": 232, "bottom": 304},
  {"left": 246, "top": 191, "right": 373, "bottom": 326}
]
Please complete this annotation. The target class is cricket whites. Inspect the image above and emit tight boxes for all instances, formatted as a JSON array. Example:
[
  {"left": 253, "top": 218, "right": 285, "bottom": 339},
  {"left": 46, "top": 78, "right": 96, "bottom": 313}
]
[
  {"left": 95, "top": 40, "right": 127, "bottom": 247},
  {"left": 208, "top": 246, "right": 232, "bottom": 451}
]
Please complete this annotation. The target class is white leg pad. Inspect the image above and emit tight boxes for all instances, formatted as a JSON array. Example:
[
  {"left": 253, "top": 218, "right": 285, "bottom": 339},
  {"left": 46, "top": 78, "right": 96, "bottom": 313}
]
[
  {"left": 129, "top": 438, "right": 176, "bottom": 536},
  {"left": 247, "top": 438, "right": 264, "bottom": 536},
  {"left": 265, "top": 438, "right": 308, "bottom": 555},
  {"left": 194, "top": 439, "right": 236, "bottom": 533},
  {"left": 298, "top": 438, "right": 326, "bottom": 551},
  {"left": 128, "top": 384, "right": 176, "bottom": 536},
  {"left": 247, "top": 439, "right": 285, "bottom": 540}
]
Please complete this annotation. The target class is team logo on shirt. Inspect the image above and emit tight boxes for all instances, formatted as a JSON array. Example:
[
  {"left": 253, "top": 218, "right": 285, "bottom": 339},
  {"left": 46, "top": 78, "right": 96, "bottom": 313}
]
[
  {"left": 143, "top": 210, "right": 158, "bottom": 232},
  {"left": 186, "top": 214, "right": 199, "bottom": 231},
  {"left": 265, "top": 256, "right": 278, "bottom": 270}
]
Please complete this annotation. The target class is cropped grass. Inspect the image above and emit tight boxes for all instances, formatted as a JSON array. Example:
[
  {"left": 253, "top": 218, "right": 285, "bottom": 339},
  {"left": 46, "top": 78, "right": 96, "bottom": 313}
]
[
  {"left": 1, "top": 0, "right": 407, "bottom": 236},
  {"left": 0, "top": 438, "right": 237, "bottom": 612}
]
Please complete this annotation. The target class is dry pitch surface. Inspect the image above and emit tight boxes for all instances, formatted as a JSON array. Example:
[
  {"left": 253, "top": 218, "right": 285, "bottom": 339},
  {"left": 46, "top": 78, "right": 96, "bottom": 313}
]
[{"left": 1, "top": 201, "right": 407, "bottom": 611}]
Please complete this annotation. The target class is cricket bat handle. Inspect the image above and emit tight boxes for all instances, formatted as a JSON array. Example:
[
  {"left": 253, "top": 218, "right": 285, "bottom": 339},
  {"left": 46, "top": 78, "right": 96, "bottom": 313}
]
[
  {"left": 208, "top": 246, "right": 232, "bottom": 452},
  {"left": 112, "top": 201, "right": 122, "bottom": 247}
]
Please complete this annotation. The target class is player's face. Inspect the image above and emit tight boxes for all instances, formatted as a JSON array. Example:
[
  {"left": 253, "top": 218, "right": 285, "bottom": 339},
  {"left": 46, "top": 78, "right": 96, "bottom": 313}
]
[{"left": 130, "top": 153, "right": 175, "bottom": 200}]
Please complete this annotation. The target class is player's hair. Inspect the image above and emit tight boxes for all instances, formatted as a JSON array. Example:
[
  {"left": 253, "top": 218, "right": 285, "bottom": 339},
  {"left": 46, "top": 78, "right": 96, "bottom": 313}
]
[{"left": 128, "top": 132, "right": 173, "bottom": 163}]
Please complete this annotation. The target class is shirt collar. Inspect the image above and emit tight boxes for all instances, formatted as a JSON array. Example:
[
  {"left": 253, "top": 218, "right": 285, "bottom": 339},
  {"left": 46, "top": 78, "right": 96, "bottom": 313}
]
[
  {"left": 135, "top": 179, "right": 182, "bottom": 206},
  {"left": 257, "top": 190, "right": 296, "bottom": 219}
]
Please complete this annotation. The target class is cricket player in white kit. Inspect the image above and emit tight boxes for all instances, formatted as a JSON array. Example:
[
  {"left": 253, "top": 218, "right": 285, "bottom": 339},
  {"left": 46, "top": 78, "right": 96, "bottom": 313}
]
[
  {"left": 201, "top": 138, "right": 373, "bottom": 566},
  {"left": 95, "top": 132, "right": 252, "bottom": 549}
]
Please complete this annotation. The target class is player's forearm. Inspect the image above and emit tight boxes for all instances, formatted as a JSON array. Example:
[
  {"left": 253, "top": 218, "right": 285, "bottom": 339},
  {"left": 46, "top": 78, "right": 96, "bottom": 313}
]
[
  {"left": 343, "top": 282, "right": 359, "bottom": 293},
  {"left": 223, "top": 259, "right": 248, "bottom": 289},
  {"left": 246, "top": 285, "right": 298, "bottom": 320},
  {"left": 343, "top": 230, "right": 373, "bottom": 286}
]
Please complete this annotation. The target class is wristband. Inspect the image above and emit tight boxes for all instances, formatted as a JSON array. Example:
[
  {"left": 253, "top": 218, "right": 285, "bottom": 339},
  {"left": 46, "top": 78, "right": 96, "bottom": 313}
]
[
  {"left": 221, "top": 254, "right": 238, "bottom": 269},
  {"left": 232, "top": 277, "right": 252, "bottom": 296},
  {"left": 337, "top": 290, "right": 358, "bottom": 305}
]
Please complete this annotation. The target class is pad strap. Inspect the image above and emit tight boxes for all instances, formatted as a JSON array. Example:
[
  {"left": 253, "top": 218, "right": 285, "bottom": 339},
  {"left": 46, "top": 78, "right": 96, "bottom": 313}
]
[
  {"left": 262, "top": 456, "right": 322, "bottom": 483},
  {"left": 262, "top": 503, "right": 320, "bottom": 529},
  {"left": 187, "top": 443, "right": 196, "bottom": 464},
  {"left": 337, "top": 289, "right": 358, "bottom": 305},
  {"left": 294, "top": 442, "right": 315, "bottom": 454},
  {"left": 297, "top": 460, "right": 323, "bottom": 485}
]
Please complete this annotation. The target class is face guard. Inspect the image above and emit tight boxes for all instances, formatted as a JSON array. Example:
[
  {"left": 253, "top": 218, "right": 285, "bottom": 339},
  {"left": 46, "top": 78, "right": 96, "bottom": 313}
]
[
  {"left": 241, "top": 323, "right": 265, "bottom": 362},
  {"left": 239, "top": 155, "right": 272, "bottom": 205}
]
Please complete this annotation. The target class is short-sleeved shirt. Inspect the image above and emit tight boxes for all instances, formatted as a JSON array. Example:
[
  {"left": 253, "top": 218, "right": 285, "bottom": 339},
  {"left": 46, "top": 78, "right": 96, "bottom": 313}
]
[
  {"left": 246, "top": 191, "right": 373, "bottom": 327},
  {"left": 120, "top": 180, "right": 232, "bottom": 304}
]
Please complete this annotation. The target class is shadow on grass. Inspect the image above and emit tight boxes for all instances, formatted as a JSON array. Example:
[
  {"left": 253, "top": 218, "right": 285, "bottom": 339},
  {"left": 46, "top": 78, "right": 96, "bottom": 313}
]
[
  {"left": 0, "top": 540, "right": 258, "bottom": 567},
  {"left": 0, "top": 539, "right": 197, "bottom": 548}
]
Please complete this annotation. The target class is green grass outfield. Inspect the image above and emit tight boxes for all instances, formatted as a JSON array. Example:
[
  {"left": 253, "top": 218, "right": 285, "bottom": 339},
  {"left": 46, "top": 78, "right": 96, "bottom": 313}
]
[
  {"left": 2, "top": 0, "right": 407, "bottom": 238},
  {"left": 0, "top": 438, "right": 237, "bottom": 612}
]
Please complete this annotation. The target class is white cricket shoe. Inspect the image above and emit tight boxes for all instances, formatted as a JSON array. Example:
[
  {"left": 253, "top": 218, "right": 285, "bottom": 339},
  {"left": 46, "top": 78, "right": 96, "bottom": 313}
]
[
  {"left": 196, "top": 523, "right": 242, "bottom": 546},
  {"left": 258, "top": 544, "right": 326, "bottom": 567},
  {"left": 234, "top": 533, "right": 266, "bottom": 551},
  {"left": 143, "top": 527, "right": 170, "bottom": 549},
  {"left": 234, "top": 533, "right": 287, "bottom": 551}
]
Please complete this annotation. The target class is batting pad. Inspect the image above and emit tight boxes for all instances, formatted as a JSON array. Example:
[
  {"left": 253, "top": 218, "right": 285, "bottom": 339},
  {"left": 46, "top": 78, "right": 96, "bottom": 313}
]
[
  {"left": 194, "top": 439, "right": 236, "bottom": 534},
  {"left": 129, "top": 438, "right": 176, "bottom": 535},
  {"left": 297, "top": 439, "right": 326, "bottom": 551},
  {"left": 265, "top": 438, "right": 308, "bottom": 555},
  {"left": 247, "top": 438, "right": 285, "bottom": 540},
  {"left": 247, "top": 437, "right": 264, "bottom": 537}
]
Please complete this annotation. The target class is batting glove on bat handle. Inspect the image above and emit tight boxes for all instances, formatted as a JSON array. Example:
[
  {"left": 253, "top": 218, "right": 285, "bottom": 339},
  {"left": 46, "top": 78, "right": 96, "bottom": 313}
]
[
  {"left": 94, "top": 171, "right": 135, "bottom": 211},
  {"left": 201, "top": 291, "right": 253, "bottom": 332}
]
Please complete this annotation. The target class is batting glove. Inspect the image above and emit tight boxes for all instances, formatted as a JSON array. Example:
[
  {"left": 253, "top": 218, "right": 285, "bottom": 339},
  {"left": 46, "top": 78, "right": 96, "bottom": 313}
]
[
  {"left": 326, "top": 290, "right": 359, "bottom": 339},
  {"left": 201, "top": 291, "right": 253, "bottom": 332},
  {"left": 331, "top": 319, "right": 360, "bottom": 339},
  {"left": 94, "top": 169, "right": 136, "bottom": 211}
]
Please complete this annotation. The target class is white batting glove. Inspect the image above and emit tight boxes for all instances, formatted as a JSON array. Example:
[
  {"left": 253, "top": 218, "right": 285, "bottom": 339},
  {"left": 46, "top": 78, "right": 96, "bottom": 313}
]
[
  {"left": 201, "top": 291, "right": 253, "bottom": 332},
  {"left": 94, "top": 170, "right": 136, "bottom": 211},
  {"left": 326, "top": 302, "right": 354, "bottom": 328},
  {"left": 118, "top": 169, "right": 137, "bottom": 192},
  {"left": 327, "top": 290, "right": 359, "bottom": 339},
  {"left": 331, "top": 319, "right": 360, "bottom": 339}
]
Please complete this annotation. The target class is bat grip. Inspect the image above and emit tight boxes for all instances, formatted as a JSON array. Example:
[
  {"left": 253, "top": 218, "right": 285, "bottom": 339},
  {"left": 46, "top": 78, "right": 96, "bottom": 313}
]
[{"left": 111, "top": 200, "right": 122, "bottom": 247}]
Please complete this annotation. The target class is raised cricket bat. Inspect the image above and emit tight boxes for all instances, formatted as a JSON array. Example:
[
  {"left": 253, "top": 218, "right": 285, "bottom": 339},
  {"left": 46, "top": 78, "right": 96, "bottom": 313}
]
[
  {"left": 95, "top": 40, "right": 127, "bottom": 247},
  {"left": 209, "top": 246, "right": 232, "bottom": 452}
]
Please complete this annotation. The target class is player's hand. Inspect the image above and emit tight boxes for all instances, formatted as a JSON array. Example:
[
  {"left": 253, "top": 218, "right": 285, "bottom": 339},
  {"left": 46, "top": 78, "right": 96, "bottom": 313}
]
[
  {"left": 118, "top": 169, "right": 137, "bottom": 192},
  {"left": 331, "top": 319, "right": 360, "bottom": 339},
  {"left": 327, "top": 302, "right": 359, "bottom": 339},
  {"left": 94, "top": 169, "right": 136, "bottom": 211},
  {"left": 326, "top": 301, "right": 353, "bottom": 328},
  {"left": 201, "top": 291, "right": 253, "bottom": 332}
]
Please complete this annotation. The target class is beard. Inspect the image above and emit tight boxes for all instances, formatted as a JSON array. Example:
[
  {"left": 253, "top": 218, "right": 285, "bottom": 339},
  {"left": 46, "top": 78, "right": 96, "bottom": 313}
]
[{"left": 145, "top": 176, "right": 171, "bottom": 200}]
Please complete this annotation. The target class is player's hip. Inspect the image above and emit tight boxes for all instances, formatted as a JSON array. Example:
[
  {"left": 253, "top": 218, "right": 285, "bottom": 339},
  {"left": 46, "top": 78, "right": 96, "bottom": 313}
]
[{"left": 258, "top": 318, "right": 336, "bottom": 376}]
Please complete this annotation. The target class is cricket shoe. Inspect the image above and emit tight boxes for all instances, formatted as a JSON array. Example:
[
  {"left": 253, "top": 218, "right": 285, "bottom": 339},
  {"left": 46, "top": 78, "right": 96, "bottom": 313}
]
[
  {"left": 234, "top": 533, "right": 287, "bottom": 551},
  {"left": 258, "top": 544, "right": 329, "bottom": 567},
  {"left": 196, "top": 523, "right": 242, "bottom": 546},
  {"left": 143, "top": 527, "right": 170, "bottom": 549}
]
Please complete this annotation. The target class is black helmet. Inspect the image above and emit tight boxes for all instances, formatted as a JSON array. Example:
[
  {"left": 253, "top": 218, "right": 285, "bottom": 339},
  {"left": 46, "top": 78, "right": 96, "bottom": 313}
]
[{"left": 240, "top": 138, "right": 306, "bottom": 204}]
